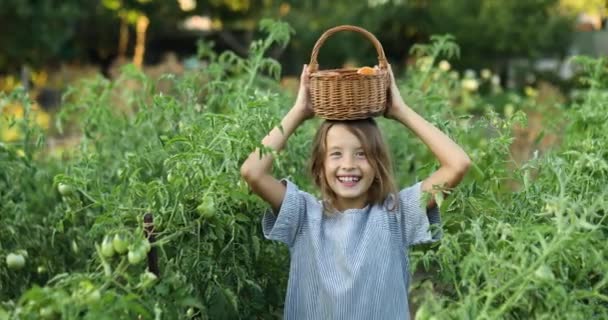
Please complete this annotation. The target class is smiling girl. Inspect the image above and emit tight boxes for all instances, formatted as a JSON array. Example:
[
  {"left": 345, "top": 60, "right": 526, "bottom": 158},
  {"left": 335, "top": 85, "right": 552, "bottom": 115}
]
[{"left": 240, "top": 63, "right": 471, "bottom": 319}]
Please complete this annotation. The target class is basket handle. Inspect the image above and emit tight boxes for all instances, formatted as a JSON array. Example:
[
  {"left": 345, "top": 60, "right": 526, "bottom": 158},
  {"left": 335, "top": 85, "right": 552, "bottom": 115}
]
[{"left": 308, "top": 25, "right": 388, "bottom": 73}]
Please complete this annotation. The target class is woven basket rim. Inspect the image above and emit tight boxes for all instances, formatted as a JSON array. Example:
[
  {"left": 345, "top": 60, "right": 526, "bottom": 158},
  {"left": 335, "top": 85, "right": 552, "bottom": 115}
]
[{"left": 310, "top": 68, "right": 388, "bottom": 77}]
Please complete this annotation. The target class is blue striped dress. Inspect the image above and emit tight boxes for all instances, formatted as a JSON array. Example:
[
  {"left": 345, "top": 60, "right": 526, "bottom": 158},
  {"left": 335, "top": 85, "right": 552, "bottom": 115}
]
[{"left": 262, "top": 180, "right": 441, "bottom": 319}]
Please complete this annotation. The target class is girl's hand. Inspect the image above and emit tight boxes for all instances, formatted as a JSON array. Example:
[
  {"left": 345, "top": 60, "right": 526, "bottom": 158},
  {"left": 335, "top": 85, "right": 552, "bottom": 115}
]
[
  {"left": 293, "top": 64, "right": 315, "bottom": 121},
  {"left": 384, "top": 63, "right": 407, "bottom": 120}
]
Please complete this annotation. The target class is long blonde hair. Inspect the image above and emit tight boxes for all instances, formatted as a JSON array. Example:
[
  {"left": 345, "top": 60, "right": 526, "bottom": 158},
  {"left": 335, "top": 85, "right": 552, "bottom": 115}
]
[{"left": 309, "top": 118, "right": 398, "bottom": 213}]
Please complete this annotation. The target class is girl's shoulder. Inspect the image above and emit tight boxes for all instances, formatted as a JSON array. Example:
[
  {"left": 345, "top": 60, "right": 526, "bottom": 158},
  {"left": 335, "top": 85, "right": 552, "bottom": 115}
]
[
  {"left": 282, "top": 179, "right": 323, "bottom": 210},
  {"left": 373, "top": 182, "right": 425, "bottom": 213}
]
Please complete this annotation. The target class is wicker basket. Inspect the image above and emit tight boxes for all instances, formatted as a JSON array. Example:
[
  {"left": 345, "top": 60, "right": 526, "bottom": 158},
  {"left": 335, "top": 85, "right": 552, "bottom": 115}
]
[{"left": 308, "top": 25, "right": 389, "bottom": 120}]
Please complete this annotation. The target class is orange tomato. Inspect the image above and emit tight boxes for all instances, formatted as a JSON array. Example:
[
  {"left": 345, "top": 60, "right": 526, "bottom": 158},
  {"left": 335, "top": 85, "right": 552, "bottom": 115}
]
[{"left": 356, "top": 66, "right": 376, "bottom": 75}]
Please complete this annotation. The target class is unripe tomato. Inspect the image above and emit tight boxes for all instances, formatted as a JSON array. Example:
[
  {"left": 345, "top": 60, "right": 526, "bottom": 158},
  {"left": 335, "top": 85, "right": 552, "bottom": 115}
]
[
  {"left": 128, "top": 247, "right": 147, "bottom": 265},
  {"left": 186, "top": 307, "right": 195, "bottom": 317},
  {"left": 6, "top": 253, "right": 25, "bottom": 270},
  {"left": 57, "top": 183, "right": 75, "bottom": 196},
  {"left": 112, "top": 234, "right": 128, "bottom": 254},
  {"left": 101, "top": 236, "right": 115, "bottom": 258},
  {"left": 139, "top": 271, "right": 158, "bottom": 289},
  {"left": 141, "top": 239, "right": 151, "bottom": 254},
  {"left": 167, "top": 172, "right": 176, "bottom": 183},
  {"left": 86, "top": 290, "right": 101, "bottom": 304},
  {"left": 196, "top": 197, "right": 215, "bottom": 219},
  {"left": 39, "top": 307, "right": 56, "bottom": 319}
]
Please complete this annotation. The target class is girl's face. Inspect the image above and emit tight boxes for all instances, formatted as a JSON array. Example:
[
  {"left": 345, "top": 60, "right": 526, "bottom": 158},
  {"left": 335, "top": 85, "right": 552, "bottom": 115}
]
[{"left": 323, "top": 124, "right": 375, "bottom": 211}]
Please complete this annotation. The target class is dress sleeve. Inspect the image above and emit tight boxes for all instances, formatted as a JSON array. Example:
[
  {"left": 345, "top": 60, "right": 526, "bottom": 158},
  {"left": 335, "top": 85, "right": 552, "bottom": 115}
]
[
  {"left": 261, "top": 179, "right": 306, "bottom": 247},
  {"left": 398, "top": 182, "right": 442, "bottom": 247}
]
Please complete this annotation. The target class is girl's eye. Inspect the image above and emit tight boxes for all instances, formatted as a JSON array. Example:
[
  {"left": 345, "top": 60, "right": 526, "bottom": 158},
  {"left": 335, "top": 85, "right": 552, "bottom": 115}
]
[
  {"left": 355, "top": 151, "right": 366, "bottom": 158},
  {"left": 329, "top": 152, "right": 341, "bottom": 157}
]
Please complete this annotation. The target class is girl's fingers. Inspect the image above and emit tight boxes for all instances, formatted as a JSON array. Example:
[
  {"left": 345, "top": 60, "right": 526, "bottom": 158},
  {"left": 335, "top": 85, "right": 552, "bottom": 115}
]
[{"left": 300, "top": 64, "right": 309, "bottom": 84}]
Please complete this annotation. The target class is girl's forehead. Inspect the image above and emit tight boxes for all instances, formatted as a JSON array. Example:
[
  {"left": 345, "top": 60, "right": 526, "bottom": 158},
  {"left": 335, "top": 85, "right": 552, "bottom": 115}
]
[{"left": 325, "top": 125, "right": 363, "bottom": 148}]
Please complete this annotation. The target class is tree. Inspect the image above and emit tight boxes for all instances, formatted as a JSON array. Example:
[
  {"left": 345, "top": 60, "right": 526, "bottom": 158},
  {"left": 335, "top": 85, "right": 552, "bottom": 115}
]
[
  {"left": 249, "top": 0, "right": 575, "bottom": 74},
  {"left": 0, "top": 0, "right": 85, "bottom": 72},
  {"left": 423, "top": 0, "right": 575, "bottom": 68}
]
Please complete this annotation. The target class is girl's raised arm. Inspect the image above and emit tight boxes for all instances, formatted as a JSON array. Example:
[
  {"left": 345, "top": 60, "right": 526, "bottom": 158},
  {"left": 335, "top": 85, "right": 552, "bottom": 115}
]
[
  {"left": 240, "top": 65, "right": 314, "bottom": 212},
  {"left": 385, "top": 64, "right": 471, "bottom": 209}
]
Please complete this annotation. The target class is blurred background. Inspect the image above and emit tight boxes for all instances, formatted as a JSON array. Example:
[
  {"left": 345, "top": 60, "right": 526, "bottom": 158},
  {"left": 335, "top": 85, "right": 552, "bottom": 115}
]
[
  {"left": 0, "top": 0, "right": 607, "bottom": 142},
  {"left": 1, "top": 1, "right": 607, "bottom": 91}
]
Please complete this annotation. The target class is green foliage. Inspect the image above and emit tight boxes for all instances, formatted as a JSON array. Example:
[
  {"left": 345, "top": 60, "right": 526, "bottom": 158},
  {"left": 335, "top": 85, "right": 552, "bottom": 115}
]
[
  {"left": 1, "top": 20, "right": 296, "bottom": 319},
  {"left": 400, "top": 52, "right": 608, "bottom": 319}
]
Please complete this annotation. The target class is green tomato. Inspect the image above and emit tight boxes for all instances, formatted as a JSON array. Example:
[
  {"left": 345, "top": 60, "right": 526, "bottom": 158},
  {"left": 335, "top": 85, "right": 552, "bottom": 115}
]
[
  {"left": 139, "top": 271, "right": 158, "bottom": 289},
  {"left": 128, "top": 247, "right": 147, "bottom": 265},
  {"left": 112, "top": 234, "right": 129, "bottom": 254},
  {"left": 186, "top": 307, "right": 195, "bottom": 318},
  {"left": 141, "top": 239, "right": 151, "bottom": 254},
  {"left": 167, "top": 172, "right": 175, "bottom": 183},
  {"left": 196, "top": 197, "right": 215, "bottom": 219},
  {"left": 57, "top": 183, "right": 75, "bottom": 196},
  {"left": 39, "top": 307, "right": 56, "bottom": 319},
  {"left": 85, "top": 290, "right": 101, "bottom": 304},
  {"left": 101, "top": 236, "right": 115, "bottom": 258},
  {"left": 6, "top": 253, "right": 25, "bottom": 270}
]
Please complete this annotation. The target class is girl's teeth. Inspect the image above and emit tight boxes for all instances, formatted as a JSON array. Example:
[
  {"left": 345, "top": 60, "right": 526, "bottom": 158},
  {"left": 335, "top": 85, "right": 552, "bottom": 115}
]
[{"left": 338, "top": 177, "right": 360, "bottom": 182}]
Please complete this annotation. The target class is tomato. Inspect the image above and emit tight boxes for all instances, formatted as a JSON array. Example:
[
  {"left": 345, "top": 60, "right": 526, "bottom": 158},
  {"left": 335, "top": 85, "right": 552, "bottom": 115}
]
[
  {"left": 86, "top": 289, "right": 101, "bottom": 304},
  {"left": 39, "top": 307, "right": 56, "bottom": 319},
  {"left": 128, "top": 247, "right": 147, "bottom": 265},
  {"left": 101, "top": 235, "right": 115, "bottom": 258},
  {"left": 141, "top": 239, "right": 151, "bottom": 254},
  {"left": 167, "top": 171, "right": 176, "bottom": 183},
  {"left": 139, "top": 271, "right": 158, "bottom": 289},
  {"left": 186, "top": 307, "right": 195, "bottom": 317},
  {"left": 196, "top": 197, "right": 215, "bottom": 219},
  {"left": 73, "top": 281, "right": 102, "bottom": 305},
  {"left": 6, "top": 253, "right": 26, "bottom": 270},
  {"left": 57, "top": 183, "right": 75, "bottom": 196},
  {"left": 112, "top": 234, "right": 129, "bottom": 254},
  {"left": 127, "top": 239, "right": 151, "bottom": 265}
]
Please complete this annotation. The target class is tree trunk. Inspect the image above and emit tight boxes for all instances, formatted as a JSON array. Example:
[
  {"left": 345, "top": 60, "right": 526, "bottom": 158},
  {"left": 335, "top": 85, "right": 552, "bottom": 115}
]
[{"left": 133, "top": 15, "right": 149, "bottom": 69}]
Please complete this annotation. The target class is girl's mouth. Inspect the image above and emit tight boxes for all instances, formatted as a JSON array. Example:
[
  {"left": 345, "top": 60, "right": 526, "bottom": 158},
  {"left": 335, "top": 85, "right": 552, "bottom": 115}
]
[{"left": 337, "top": 176, "right": 361, "bottom": 188}]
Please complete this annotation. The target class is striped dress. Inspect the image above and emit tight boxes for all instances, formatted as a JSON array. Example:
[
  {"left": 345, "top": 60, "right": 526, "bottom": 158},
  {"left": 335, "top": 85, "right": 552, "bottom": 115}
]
[{"left": 262, "top": 180, "right": 441, "bottom": 320}]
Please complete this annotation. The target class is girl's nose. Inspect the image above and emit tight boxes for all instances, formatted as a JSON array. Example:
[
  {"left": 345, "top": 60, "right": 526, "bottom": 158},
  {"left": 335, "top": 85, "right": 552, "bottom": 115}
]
[{"left": 341, "top": 157, "right": 356, "bottom": 169}]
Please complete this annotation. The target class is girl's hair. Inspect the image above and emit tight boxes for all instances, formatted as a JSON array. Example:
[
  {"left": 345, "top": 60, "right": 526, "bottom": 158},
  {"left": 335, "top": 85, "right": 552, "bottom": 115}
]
[{"left": 309, "top": 118, "right": 398, "bottom": 213}]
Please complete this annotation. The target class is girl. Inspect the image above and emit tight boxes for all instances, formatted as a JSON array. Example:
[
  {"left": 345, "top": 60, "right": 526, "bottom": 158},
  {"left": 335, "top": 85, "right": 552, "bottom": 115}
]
[{"left": 240, "top": 64, "right": 471, "bottom": 319}]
